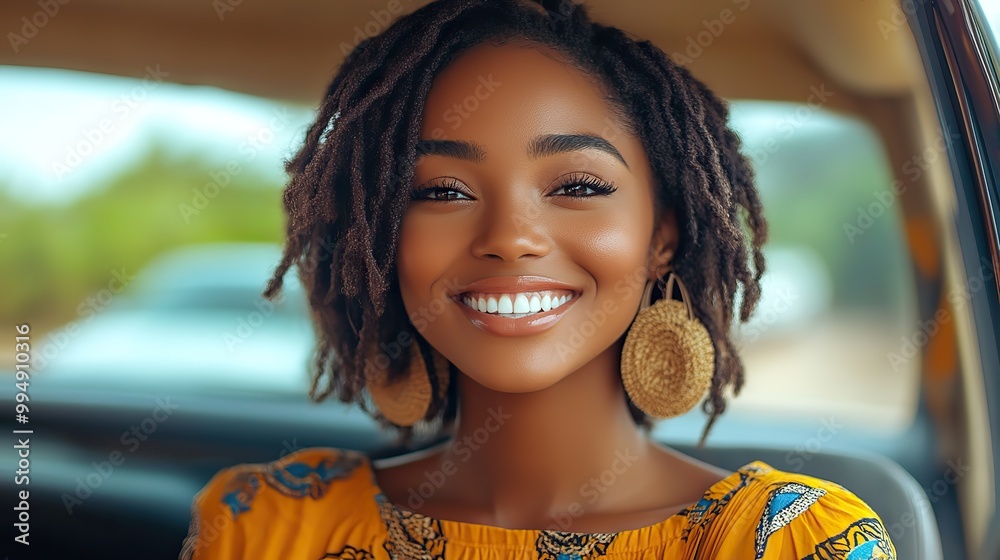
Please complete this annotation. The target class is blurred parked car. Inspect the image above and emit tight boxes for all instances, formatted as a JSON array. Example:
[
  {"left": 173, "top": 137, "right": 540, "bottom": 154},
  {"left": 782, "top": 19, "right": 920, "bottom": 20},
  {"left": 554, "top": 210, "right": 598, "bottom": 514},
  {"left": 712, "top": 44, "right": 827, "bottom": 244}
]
[{"left": 36, "top": 243, "right": 313, "bottom": 395}]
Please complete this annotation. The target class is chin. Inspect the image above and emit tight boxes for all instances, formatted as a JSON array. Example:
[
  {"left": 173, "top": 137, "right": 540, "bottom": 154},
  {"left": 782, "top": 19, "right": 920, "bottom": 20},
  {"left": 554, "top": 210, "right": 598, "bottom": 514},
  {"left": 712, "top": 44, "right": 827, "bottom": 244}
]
[{"left": 457, "top": 361, "right": 570, "bottom": 394}]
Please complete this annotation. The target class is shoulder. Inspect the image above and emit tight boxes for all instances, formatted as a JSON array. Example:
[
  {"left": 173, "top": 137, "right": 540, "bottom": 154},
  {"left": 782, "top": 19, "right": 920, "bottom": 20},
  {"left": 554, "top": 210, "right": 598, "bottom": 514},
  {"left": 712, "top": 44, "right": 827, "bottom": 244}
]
[
  {"left": 695, "top": 461, "right": 897, "bottom": 559},
  {"left": 179, "top": 447, "right": 378, "bottom": 560}
]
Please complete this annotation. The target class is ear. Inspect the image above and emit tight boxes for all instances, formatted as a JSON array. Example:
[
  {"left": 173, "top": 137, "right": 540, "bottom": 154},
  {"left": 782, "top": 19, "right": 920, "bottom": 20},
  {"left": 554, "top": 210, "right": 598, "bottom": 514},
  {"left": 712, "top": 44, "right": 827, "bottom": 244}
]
[{"left": 647, "top": 208, "right": 679, "bottom": 280}]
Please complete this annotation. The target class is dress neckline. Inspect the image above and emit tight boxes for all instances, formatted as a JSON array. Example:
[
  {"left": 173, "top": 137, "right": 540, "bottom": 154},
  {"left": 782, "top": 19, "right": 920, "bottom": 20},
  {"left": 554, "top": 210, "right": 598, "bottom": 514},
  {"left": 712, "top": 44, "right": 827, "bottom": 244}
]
[{"left": 360, "top": 452, "right": 772, "bottom": 542}]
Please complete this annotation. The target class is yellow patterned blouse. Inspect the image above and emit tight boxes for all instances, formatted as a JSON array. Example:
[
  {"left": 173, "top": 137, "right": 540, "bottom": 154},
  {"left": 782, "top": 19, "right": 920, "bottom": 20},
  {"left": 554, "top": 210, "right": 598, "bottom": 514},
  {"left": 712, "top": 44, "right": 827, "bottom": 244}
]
[{"left": 180, "top": 447, "right": 896, "bottom": 559}]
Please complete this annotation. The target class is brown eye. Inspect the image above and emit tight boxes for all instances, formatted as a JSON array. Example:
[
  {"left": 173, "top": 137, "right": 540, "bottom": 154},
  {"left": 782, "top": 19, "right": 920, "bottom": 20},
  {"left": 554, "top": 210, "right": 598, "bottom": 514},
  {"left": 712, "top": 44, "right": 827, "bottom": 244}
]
[
  {"left": 549, "top": 174, "right": 618, "bottom": 198},
  {"left": 410, "top": 178, "right": 474, "bottom": 202},
  {"left": 414, "top": 187, "right": 471, "bottom": 201}
]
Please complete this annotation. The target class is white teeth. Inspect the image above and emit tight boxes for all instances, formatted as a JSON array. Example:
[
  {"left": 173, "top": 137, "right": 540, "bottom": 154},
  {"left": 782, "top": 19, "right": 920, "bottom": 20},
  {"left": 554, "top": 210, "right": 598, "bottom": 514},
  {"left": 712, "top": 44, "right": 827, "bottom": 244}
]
[
  {"left": 513, "top": 294, "right": 530, "bottom": 314},
  {"left": 498, "top": 295, "right": 513, "bottom": 314},
  {"left": 459, "top": 290, "right": 576, "bottom": 317}
]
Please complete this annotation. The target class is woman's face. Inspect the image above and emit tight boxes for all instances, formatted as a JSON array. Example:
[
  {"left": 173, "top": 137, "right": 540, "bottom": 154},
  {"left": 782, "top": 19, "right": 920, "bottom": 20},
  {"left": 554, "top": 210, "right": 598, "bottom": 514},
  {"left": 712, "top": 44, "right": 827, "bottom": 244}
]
[{"left": 397, "top": 41, "right": 676, "bottom": 393}]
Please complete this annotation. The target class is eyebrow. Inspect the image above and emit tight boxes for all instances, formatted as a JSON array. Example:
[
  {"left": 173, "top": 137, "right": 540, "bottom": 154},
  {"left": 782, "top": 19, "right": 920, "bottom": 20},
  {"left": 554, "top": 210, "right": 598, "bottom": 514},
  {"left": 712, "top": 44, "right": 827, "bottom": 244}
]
[{"left": 414, "top": 133, "right": 629, "bottom": 169}]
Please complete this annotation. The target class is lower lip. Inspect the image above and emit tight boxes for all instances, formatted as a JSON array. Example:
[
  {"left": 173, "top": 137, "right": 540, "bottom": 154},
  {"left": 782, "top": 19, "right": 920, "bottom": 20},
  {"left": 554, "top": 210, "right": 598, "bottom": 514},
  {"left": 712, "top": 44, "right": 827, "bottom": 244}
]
[{"left": 453, "top": 295, "right": 578, "bottom": 337}]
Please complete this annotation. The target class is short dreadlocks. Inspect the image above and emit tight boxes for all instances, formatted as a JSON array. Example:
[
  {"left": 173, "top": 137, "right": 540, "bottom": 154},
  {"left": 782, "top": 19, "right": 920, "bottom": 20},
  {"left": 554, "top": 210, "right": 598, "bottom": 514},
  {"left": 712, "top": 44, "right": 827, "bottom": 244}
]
[{"left": 263, "top": 0, "right": 768, "bottom": 446}]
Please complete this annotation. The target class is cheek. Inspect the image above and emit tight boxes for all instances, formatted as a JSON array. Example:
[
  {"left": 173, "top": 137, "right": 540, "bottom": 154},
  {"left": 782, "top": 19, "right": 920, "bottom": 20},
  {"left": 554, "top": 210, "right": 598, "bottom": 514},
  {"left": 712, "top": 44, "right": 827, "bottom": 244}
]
[
  {"left": 396, "top": 211, "right": 462, "bottom": 312},
  {"left": 578, "top": 218, "right": 649, "bottom": 267},
  {"left": 557, "top": 206, "right": 653, "bottom": 326}
]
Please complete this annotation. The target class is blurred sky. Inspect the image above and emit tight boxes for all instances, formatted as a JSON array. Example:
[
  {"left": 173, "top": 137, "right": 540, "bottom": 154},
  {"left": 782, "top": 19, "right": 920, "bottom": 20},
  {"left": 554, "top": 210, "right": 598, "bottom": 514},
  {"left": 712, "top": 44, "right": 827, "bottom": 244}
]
[{"left": 0, "top": 68, "right": 314, "bottom": 205}]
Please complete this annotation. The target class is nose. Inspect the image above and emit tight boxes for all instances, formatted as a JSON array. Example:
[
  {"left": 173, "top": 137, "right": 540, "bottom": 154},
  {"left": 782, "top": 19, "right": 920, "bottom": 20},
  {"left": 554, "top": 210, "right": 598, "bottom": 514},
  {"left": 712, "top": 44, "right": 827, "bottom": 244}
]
[{"left": 470, "top": 196, "right": 551, "bottom": 262}]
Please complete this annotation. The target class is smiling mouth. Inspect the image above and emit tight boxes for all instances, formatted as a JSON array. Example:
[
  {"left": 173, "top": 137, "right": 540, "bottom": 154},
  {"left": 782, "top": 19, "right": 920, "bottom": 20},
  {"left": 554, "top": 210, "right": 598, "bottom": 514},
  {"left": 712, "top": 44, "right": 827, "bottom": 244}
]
[{"left": 456, "top": 289, "right": 578, "bottom": 319}]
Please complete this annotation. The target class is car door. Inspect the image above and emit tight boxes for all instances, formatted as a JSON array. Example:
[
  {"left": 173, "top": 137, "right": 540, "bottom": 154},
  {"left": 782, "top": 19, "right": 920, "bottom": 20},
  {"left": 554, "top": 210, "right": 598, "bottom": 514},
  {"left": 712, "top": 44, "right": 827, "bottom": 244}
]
[{"left": 904, "top": 0, "right": 1000, "bottom": 558}]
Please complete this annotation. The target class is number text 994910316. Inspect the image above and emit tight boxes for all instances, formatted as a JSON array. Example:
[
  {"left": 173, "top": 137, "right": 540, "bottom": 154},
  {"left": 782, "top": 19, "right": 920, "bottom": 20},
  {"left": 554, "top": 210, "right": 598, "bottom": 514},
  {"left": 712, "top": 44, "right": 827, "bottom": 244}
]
[{"left": 14, "top": 323, "right": 33, "bottom": 547}]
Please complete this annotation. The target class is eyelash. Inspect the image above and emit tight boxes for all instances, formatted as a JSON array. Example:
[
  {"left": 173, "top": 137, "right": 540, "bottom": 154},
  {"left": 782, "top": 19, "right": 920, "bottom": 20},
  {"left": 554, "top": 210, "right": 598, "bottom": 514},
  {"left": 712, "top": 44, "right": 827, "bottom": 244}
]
[{"left": 410, "top": 174, "right": 618, "bottom": 202}]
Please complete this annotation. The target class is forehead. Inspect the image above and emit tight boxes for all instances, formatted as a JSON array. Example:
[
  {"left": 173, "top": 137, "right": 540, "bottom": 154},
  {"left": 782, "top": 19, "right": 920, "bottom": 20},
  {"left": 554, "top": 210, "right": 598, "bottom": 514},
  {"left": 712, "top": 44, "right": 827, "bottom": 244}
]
[{"left": 419, "top": 42, "right": 627, "bottom": 148}]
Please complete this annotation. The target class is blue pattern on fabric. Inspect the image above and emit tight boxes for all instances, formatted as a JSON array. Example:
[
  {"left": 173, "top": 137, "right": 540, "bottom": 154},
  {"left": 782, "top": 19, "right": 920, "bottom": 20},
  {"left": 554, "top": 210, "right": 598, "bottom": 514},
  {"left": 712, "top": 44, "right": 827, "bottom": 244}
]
[
  {"left": 219, "top": 450, "right": 364, "bottom": 519},
  {"left": 846, "top": 541, "right": 881, "bottom": 560},
  {"left": 801, "top": 518, "right": 895, "bottom": 559},
  {"left": 769, "top": 492, "right": 798, "bottom": 517},
  {"left": 221, "top": 472, "right": 259, "bottom": 518},
  {"left": 268, "top": 455, "right": 361, "bottom": 498},
  {"left": 533, "top": 531, "right": 617, "bottom": 559},
  {"left": 754, "top": 482, "right": 827, "bottom": 559},
  {"left": 679, "top": 464, "right": 767, "bottom": 541}
]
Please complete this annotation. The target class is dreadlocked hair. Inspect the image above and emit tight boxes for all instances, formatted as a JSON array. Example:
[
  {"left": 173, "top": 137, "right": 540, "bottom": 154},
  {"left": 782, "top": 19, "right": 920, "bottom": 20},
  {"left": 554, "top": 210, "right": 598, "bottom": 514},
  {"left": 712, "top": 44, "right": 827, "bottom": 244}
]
[{"left": 263, "top": 0, "right": 768, "bottom": 448}]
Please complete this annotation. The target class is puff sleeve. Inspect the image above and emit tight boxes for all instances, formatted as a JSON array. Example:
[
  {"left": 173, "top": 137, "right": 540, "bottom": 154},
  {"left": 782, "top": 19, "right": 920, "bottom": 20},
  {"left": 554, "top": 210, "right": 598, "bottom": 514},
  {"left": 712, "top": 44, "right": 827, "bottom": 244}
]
[
  {"left": 178, "top": 448, "right": 381, "bottom": 560},
  {"left": 697, "top": 462, "right": 897, "bottom": 559},
  {"left": 755, "top": 481, "right": 897, "bottom": 559},
  {"left": 179, "top": 466, "right": 248, "bottom": 560}
]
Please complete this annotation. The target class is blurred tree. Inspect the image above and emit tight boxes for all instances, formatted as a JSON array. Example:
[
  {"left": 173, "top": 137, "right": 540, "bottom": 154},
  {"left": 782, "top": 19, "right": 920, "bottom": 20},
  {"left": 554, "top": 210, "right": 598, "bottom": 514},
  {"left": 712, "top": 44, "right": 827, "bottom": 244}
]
[{"left": 0, "top": 138, "right": 285, "bottom": 334}]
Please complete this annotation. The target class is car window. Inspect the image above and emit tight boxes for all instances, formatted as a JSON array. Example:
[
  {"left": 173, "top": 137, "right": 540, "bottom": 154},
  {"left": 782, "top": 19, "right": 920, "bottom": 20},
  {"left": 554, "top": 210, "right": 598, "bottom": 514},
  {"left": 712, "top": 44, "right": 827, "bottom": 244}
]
[
  {"left": 719, "top": 101, "right": 918, "bottom": 435},
  {"left": 0, "top": 67, "right": 917, "bottom": 431}
]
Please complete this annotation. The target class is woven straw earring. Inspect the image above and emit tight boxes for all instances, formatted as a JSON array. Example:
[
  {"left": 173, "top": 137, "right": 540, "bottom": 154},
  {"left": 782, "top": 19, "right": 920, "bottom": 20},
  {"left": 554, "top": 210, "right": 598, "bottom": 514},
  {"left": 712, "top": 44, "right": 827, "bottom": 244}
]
[
  {"left": 620, "top": 271, "right": 715, "bottom": 418},
  {"left": 366, "top": 339, "right": 451, "bottom": 427}
]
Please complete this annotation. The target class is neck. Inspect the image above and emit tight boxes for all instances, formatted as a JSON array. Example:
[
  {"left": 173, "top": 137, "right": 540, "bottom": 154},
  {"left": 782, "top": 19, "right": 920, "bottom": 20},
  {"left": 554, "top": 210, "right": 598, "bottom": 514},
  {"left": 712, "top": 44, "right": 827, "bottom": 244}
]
[{"left": 440, "top": 336, "right": 657, "bottom": 529}]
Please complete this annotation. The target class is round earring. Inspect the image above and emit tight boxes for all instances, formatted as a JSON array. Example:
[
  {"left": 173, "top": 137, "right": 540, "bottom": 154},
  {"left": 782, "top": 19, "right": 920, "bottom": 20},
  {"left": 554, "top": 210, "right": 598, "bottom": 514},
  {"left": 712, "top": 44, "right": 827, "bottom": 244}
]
[
  {"left": 620, "top": 271, "right": 715, "bottom": 419},
  {"left": 366, "top": 339, "right": 451, "bottom": 427}
]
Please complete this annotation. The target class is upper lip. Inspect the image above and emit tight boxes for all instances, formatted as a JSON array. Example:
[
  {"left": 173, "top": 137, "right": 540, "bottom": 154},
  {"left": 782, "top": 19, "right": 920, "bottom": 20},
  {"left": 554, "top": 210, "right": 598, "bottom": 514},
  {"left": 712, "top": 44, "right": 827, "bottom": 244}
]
[{"left": 452, "top": 276, "right": 581, "bottom": 296}]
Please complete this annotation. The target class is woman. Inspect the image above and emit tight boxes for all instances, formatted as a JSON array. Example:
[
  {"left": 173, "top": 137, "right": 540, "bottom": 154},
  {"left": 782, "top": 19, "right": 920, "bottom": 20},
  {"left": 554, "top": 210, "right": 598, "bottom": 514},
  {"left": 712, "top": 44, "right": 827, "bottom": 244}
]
[{"left": 181, "top": 0, "right": 896, "bottom": 558}]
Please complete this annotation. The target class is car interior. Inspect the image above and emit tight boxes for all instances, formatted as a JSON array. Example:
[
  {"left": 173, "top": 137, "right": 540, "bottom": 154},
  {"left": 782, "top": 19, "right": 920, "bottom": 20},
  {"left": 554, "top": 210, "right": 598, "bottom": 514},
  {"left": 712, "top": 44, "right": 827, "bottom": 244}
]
[{"left": 1, "top": 0, "right": 998, "bottom": 559}]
